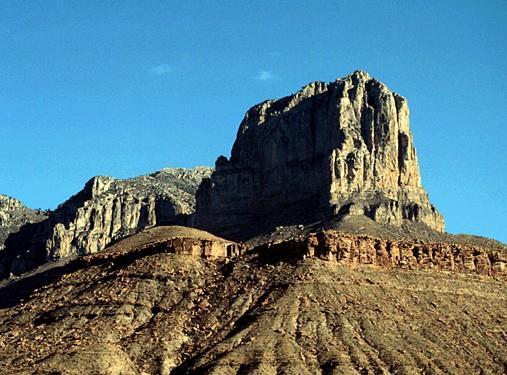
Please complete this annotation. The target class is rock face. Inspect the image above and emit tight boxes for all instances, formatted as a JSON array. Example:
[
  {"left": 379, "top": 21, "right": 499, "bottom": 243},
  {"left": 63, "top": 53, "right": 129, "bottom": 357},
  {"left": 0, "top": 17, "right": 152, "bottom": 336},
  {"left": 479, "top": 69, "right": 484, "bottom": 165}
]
[
  {"left": 255, "top": 230, "right": 507, "bottom": 277},
  {"left": 0, "top": 167, "right": 212, "bottom": 278},
  {"left": 0, "top": 195, "right": 47, "bottom": 251},
  {"left": 193, "top": 71, "right": 444, "bottom": 239}
]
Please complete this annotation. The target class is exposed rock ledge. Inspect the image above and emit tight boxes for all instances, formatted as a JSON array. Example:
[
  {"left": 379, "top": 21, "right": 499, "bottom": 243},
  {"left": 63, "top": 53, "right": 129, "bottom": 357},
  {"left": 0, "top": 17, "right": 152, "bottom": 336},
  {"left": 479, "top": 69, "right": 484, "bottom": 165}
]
[
  {"left": 253, "top": 230, "right": 506, "bottom": 277},
  {"left": 102, "top": 226, "right": 244, "bottom": 260}
]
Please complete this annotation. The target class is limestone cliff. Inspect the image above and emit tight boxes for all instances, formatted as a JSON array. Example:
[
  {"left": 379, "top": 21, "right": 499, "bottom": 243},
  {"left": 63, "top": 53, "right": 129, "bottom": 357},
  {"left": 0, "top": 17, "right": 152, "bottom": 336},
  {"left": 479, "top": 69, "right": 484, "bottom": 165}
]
[
  {"left": 0, "top": 167, "right": 212, "bottom": 277},
  {"left": 193, "top": 71, "right": 444, "bottom": 239},
  {"left": 0, "top": 195, "right": 47, "bottom": 251}
]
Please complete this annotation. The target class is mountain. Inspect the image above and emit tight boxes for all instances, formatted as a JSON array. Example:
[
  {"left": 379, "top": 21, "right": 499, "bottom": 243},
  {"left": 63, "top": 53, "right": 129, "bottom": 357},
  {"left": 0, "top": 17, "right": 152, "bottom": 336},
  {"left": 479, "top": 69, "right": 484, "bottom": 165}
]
[
  {"left": 0, "top": 167, "right": 212, "bottom": 278},
  {"left": 193, "top": 71, "right": 444, "bottom": 240},
  {"left": 0, "top": 194, "right": 47, "bottom": 251},
  {"left": 0, "top": 72, "right": 506, "bottom": 374}
]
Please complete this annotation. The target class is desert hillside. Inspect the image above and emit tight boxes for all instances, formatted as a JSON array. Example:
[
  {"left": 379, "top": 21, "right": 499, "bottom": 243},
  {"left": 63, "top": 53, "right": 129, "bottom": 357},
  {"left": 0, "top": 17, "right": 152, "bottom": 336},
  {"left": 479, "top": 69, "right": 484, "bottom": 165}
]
[{"left": 0, "top": 227, "right": 505, "bottom": 374}]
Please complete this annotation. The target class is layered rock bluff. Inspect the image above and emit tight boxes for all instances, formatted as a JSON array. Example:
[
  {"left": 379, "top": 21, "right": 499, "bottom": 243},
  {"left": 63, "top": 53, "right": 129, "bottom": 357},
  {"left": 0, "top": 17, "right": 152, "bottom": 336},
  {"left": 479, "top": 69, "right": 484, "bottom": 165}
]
[
  {"left": 193, "top": 71, "right": 444, "bottom": 239},
  {"left": 255, "top": 230, "right": 506, "bottom": 277},
  {"left": 0, "top": 167, "right": 212, "bottom": 278}
]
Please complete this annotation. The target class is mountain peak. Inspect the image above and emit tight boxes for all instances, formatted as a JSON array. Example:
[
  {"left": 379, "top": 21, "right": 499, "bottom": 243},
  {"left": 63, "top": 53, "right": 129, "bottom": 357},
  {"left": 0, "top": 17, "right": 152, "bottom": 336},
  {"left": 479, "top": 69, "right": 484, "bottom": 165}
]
[
  {"left": 193, "top": 72, "right": 444, "bottom": 239},
  {"left": 350, "top": 69, "right": 371, "bottom": 80}
]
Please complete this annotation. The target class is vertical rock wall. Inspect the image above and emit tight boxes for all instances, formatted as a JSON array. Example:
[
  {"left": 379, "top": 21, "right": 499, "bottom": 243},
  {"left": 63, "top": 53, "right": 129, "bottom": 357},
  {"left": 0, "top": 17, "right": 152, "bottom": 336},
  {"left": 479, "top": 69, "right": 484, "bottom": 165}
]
[{"left": 193, "top": 71, "right": 444, "bottom": 239}]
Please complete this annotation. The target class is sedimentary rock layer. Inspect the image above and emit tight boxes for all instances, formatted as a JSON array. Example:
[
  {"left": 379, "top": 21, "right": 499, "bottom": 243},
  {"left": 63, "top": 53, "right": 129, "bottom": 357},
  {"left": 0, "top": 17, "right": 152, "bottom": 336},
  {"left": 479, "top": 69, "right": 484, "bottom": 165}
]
[
  {"left": 255, "top": 230, "right": 506, "bottom": 276},
  {"left": 0, "top": 235, "right": 505, "bottom": 374},
  {"left": 193, "top": 71, "right": 444, "bottom": 239},
  {"left": 104, "top": 226, "right": 244, "bottom": 259}
]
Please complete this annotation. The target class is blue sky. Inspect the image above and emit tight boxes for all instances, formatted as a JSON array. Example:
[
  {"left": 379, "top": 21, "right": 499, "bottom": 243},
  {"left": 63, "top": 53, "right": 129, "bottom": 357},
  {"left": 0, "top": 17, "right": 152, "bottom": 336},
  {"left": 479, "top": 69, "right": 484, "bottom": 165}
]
[{"left": 0, "top": 1, "right": 506, "bottom": 242}]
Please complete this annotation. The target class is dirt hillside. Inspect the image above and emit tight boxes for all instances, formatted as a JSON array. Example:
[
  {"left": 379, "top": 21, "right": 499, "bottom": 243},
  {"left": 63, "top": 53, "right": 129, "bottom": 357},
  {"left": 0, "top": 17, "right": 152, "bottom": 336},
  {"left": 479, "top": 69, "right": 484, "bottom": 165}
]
[{"left": 0, "top": 227, "right": 505, "bottom": 374}]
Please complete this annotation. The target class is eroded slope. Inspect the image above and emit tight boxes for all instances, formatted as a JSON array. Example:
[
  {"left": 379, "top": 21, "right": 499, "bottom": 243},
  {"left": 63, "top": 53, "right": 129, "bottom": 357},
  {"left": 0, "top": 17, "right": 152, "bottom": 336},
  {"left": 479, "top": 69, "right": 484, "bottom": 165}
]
[{"left": 0, "top": 229, "right": 505, "bottom": 374}]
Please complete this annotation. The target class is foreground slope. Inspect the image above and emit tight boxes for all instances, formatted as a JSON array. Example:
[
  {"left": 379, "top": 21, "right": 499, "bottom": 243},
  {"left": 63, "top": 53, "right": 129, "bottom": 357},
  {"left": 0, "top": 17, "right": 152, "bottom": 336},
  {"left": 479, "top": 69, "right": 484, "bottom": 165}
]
[{"left": 0, "top": 228, "right": 505, "bottom": 374}]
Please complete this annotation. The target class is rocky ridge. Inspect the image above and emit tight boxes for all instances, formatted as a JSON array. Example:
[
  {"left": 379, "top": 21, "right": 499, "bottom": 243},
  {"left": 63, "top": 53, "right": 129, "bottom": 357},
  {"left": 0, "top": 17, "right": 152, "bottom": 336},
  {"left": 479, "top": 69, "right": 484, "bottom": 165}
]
[
  {"left": 0, "top": 167, "right": 212, "bottom": 278},
  {"left": 0, "top": 194, "right": 47, "bottom": 251},
  {"left": 193, "top": 71, "right": 444, "bottom": 240}
]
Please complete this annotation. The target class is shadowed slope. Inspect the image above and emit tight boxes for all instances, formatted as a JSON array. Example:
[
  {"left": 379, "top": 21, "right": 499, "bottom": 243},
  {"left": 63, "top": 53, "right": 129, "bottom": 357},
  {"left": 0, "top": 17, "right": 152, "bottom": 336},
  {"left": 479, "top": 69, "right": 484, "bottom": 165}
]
[{"left": 0, "top": 235, "right": 505, "bottom": 374}]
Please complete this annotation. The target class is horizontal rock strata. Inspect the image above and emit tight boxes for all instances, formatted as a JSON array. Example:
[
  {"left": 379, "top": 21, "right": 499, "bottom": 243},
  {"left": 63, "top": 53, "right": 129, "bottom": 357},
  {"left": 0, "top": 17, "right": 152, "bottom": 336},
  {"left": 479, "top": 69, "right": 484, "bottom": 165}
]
[
  {"left": 254, "top": 230, "right": 507, "bottom": 276},
  {"left": 193, "top": 71, "right": 444, "bottom": 239},
  {"left": 103, "top": 226, "right": 245, "bottom": 259},
  {"left": 69, "top": 236, "right": 242, "bottom": 267},
  {"left": 1, "top": 233, "right": 505, "bottom": 374}
]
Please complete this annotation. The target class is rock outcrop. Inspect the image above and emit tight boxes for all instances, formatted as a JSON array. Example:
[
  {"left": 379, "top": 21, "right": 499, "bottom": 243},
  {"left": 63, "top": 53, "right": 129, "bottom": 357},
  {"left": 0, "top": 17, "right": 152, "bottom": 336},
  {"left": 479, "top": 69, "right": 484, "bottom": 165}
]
[
  {"left": 104, "top": 226, "right": 245, "bottom": 260},
  {"left": 0, "top": 195, "right": 47, "bottom": 251},
  {"left": 193, "top": 71, "right": 444, "bottom": 239},
  {"left": 0, "top": 167, "right": 212, "bottom": 278},
  {"left": 254, "top": 230, "right": 507, "bottom": 276}
]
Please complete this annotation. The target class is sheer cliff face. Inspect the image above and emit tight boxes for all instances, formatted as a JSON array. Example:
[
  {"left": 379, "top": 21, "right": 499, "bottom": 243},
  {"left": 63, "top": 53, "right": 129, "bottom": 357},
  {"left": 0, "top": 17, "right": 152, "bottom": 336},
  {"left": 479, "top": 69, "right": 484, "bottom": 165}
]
[
  {"left": 0, "top": 167, "right": 212, "bottom": 277},
  {"left": 194, "top": 71, "right": 444, "bottom": 239}
]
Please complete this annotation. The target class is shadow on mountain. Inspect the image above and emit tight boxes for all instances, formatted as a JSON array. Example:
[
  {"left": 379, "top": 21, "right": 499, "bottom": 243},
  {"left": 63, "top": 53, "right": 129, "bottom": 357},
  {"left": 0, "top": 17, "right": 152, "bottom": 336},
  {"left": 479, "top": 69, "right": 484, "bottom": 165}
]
[
  {"left": 0, "top": 198, "right": 190, "bottom": 281},
  {"left": 0, "top": 240, "right": 171, "bottom": 309}
]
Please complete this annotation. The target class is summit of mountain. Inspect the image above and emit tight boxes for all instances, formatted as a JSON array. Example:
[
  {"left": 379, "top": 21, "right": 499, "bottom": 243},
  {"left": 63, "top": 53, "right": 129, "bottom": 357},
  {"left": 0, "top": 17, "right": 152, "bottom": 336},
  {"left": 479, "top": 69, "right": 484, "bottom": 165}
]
[{"left": 193, "top": 71, "right": 444, "bottom": 240}]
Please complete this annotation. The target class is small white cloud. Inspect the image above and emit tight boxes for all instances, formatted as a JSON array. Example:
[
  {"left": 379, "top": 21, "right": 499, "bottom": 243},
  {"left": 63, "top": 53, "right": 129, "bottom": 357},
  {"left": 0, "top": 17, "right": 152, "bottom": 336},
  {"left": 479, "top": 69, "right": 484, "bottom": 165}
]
[
  {"left": 254, "top": 70, "right": 277, "bottom": 81},
  {"left": 150, "top": 63, "right": 173, "bottom": 75}
]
